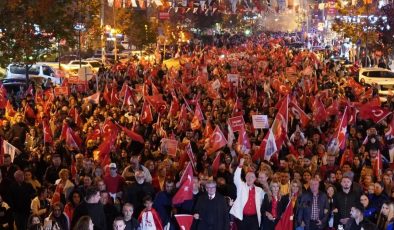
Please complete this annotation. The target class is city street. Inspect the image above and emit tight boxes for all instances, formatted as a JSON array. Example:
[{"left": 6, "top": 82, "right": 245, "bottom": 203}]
[{"left": 0, "top": 1, "right": 394, "bottom": 230}]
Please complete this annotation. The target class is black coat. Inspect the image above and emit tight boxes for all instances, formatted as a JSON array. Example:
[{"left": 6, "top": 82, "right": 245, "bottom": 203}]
[
  {"left": 8, "top": 122, "right": 28, "bottom": 150},
  {"left": 192, "top": 193, "right": 230, "bottom": 230},
  {"left": 71, "top": 201, "right": 107, "bottom": 230},
  {"left": 8, "top": 181, "right": 35, "bottom": 214},
  {"left": 123, "top": 182, "right": 155, "bottom": 218},
  {"left": 345, "top": 218, "right": 378, "bottom": 230},
  {"left": 261, "top": 194, "right": 289, "bottom": 230}
]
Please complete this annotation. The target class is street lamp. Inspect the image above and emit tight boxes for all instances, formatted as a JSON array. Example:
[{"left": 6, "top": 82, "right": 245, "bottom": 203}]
[
  {"left": 145, "top": 24, "right": 148, "bottom": 44},
  {"left": 110, "top": 28, "right": 118, "bottom": 63},
  {"left": 74, "top": 23, "right": 85, "bottom": 68}
]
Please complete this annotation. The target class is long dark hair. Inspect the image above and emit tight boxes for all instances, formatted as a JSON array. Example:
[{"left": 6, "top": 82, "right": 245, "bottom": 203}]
[{"left": 73, "top": 216, "right": 91, "bottom": 230}]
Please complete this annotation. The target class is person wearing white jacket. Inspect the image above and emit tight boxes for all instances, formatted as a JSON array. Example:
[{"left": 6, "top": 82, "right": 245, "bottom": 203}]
[{"left": 230, "top": 158, "right": 265, "bottom": 230}]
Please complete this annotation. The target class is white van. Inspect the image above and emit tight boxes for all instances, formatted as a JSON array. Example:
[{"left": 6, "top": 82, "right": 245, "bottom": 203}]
[
  {"left": 358, "top": 67, "right": 394, "bottom": 101},
  {"left": 6, "top": 64, "right": 61, "bottom": 85}
]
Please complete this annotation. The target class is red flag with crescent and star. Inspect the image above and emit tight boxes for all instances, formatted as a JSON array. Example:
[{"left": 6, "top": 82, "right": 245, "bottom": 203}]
[
  {"left": 175, "top": 214, "right": 193, "bottom": 230},
  {"left": 358, "top": 105, "right": 392, "bottom": 123},
  {"left": 43, "top": 119, "right": 53, "bottom": 144},
  {"left": 173, "top": 163, "right": 194, "bottom": 205},
  {"left": 335, "top": 107, "right": 348, "bottom": 150},
  {"left": 140, "top": 100, "right": 153, "bottom": 124},
  {"left": 289, "top": 100, "right": 310, "bottom": 128},
  {"left": 385, "top": 118, "right": 394, "bottom": 137},
  {"left": 206, "top": 126, "right": 227, "bottom": 155}
]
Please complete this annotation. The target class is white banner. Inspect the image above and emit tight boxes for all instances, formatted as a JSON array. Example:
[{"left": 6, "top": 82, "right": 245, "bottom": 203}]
[
  {"left": 3, "top": 140, "right": 21, "bottom": 162},
  {"left": 252, "top": 115, "right": 269, "bottom": 129}
]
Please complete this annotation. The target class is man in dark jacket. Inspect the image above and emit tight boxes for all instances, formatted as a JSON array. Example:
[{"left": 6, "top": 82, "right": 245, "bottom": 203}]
[
  {"left": 192, "top": 180, "right": 230, "bottom": 230},
  {"left": 44, "top": 154, "right": 64, "bottom": 185},
  {"left": 0, "top": 120, "right": 11, "bottom": 140},
  {"left": 123, "top": 170, "right": 155, "bottom": 218},
  {"left": 8, "top": 114, "right": 28, "bottom": 151},
  {"left": 9, "top": 170, "right": 35, "bottom": 230},
  {"left": 345, "top": 203, "right": 377, "bottom": 230},
  {"left": 72, "top": 187, "right": 107, "bottom": 230},
  {"left": 297, "top": 178, "right": 330, "bottom": 230},
  {"left": 122, "top": 203, "right": 139, "bottom": 230},
  {"left": 153, "top": 180, "right": 176, "bottom": 229},
  {"left": 334, "top": 175, "right": 362, "bottom": 227}
]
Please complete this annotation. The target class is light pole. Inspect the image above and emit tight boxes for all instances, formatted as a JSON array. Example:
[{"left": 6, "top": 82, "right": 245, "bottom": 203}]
[{"left": 100, "top": 0, "right": 105, "bottom": 64}]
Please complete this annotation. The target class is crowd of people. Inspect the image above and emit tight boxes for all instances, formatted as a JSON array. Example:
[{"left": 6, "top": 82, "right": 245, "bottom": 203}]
[{"left": 0, "top": 33, "right": 394, "bottom": 230}]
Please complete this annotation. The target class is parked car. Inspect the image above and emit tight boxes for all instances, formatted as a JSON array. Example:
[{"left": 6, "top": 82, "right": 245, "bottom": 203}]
[
  {"left": 358, "top": 67, "right": 394, "bottom": 101},
  {"left": 62, "top": 60, "right": 94, "bottom": 75},
  {"left": 5, "top": 64, "right": 61, "bottom": 84}
]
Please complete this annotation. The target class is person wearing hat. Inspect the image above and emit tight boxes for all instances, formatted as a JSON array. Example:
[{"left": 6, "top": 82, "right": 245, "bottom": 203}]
[
  {"left": 344, "top": 202, "right": 377, "bottom": 230},
  {"left": 104, "top": 163, "right": 125, "bottom": 201}
]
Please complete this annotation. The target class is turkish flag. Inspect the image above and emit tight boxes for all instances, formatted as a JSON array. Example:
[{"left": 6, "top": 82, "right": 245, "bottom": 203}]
[
  {"left": 35, "top": 91, "right": 43, "bottom": 105},
  {"left": 191, "top": 115, "right": 201, "bottom": 131},
  {"left": 194, "top": 102, "right": 204, "bottom": 121},
  {"left": 123, "top": 87, "right": 135, "bottom": 107},
  {"left": 5, "top": 100, "right": 16, "bottom": 118},
  {"left": 275, "top": 200, "right": 294, "bottom": 230},
  {"left": 94, "top": 136, "right": 114, "bottom": 165},
  {"left": 175, "top": 215, "right": 193, "bottom": 230},
  {"left": 24, "top": 84, "right": 33, "bottom": 97},
  {"left": 43, "top": 119, "right": 53, "bottom": 144},
  {"left": 191, "top": 103, "right": 204, "bottom": 130},
  {"left": 68, "top": 107, "right": 83, "bottom": 128},
  {"left": 212, "top": 152, "right": 221, "bottom": 177},
  {"left": 173, "top": 163, "right": 194, "bottom": 204},
  {"left": 151, "top": 82, "right": 160, "bottom": 95},
  {"left": 140, "top": 101, "right": 153, "bottom": 124},
  {"left": 272, "top": 95, "right": 289, "bottom": 149},
  {"left": 232, "top": 97, "right": 243, "bottom": 116},
  {"left": 206, "top": 126, "right": 227, "bottom": 155},
  {"left": 206, "top": 84, "right": 220, "bottom": 100},
  {"left": 24, "top": 104, "right": 36, "bottom": 119},
  {"left": 289, "top": 101, "right": 310, "bottom": 128},
  {"left": 176, "top": 105, "right": 189, "bottom": 132},
  {"left": 86, "top": 127, "right": 101, "bottom": 141},
  {"left": 254, "top": 96, "right": 288, "bottom": 161},
  {"left": 119, "top": 82, "right": 128, "bottom": 98},
  {"left": 203, "top": 121, "right": 214, "bottom": 138},
  {"left": 385, "top": 118, "right": 394, "bottom": 137},
  {"left": 118, "top": 124, "right": 144, "bottom": 144},
  {"left": 185, "top": 143, "right": 197, "bottom": 171},
  {"left": 278, "top": 84, "right": 291, "bottom": 96},
  {"left": 326, "top": 100, "right": 339, "bottom": 117},
  {"left": 358, "top": 105, "right": 392, "bottom": 123},
  {"left": 335, "top": 107, "right": 348, "bottom": 150},
  {"left": 347, "top": 78, "right": 365, "bottom": 96},
  {"left": 312, "top": 97, "right": 327, "bottom": 124},
  {"left": 145, "top": 94, "right": 167, "bottom": 113},
  {"left": 83, "top": 92, "right": 100, "bottom": 104},
  {"left": 101, "top": 119, "right": 118, "bottom": 139},
  {"left": 66, "top": 127, "right": 80, "bottom": 150},
  {"left": 110, "top": 87, "right": 120, "bottom": 105},
  {"left": 168, "top": 92, "right": 180, "bottom": 118},
  {"left": 103, "top": 84, "right": 111, "bottom": 105},
  {"left": 60, "top": 122, "right": 68, "bottom": 140},
  {"left": 237, "top": 126, "right": 251, "bottom": 151},
  {"left": 94, "top": 121, "right": 118, "bottom": 166},
  {"left": 0, "top": 84, "right": 7, "bottom": 109}
]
